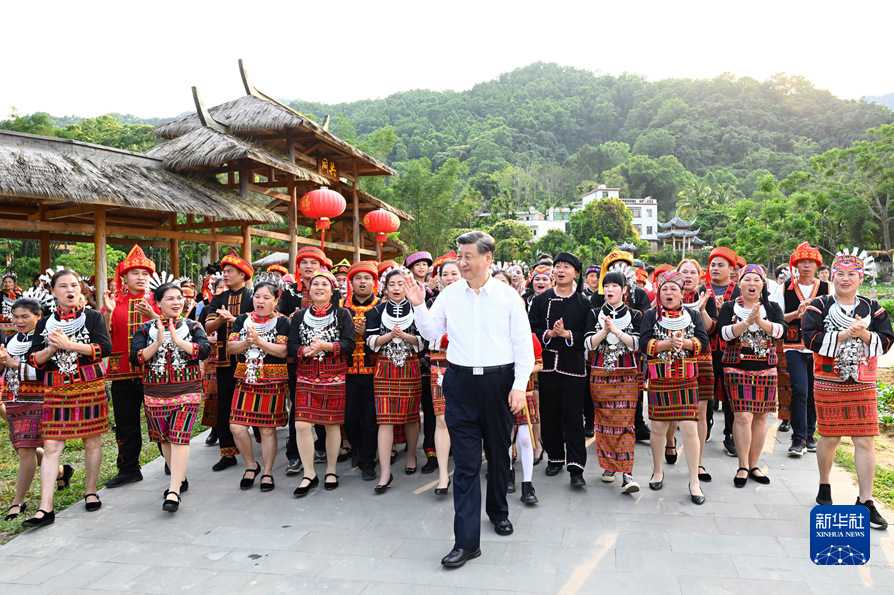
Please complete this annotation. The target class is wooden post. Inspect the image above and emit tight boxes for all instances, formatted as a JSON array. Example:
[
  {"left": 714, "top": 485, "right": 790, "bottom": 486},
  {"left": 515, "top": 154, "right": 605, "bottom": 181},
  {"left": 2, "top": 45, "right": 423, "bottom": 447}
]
[
  {"left": 39, "top": 232, "right": 50, "bottom": 270},
  {"left": 208, "top": 216, "right": 219, "bottom": 264},
  {"left": 169, "top": 215, "right": 180, "bottom": 276},
  {"left": 288, "top": 186, "right": 298, "bottom": 276},
  {"left": 242, "top": 225, "right": 252, "bottom": 262},
  {"left": 95, "top": 207, "right": 108, "bottom": 300},
  {"left": 352, "top": 162, "right": 361, "bottom": 263}
]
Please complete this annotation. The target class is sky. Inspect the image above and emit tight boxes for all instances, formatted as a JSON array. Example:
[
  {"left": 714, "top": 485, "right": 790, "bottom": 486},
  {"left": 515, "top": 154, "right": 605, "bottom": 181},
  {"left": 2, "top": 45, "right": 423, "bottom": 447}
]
[{"left": 2, "top": 0, "right": 890, "bottom": 119}]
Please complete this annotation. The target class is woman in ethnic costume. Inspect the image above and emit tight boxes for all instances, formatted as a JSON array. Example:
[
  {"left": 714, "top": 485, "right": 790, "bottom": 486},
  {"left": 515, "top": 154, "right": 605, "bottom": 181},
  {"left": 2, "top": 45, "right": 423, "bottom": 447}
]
[
  {"left": 199, "top": 275, "right": 225, "bottom": 447},
  {"left": 585, "top": 271, "right": 642, "bottom": 496},
  {"left": 718, "top": 265, "right": 785, "bottom": 488},
  {"left": 0, "top": 295, "right": 74, "bottom": 520},
  {"left": 0, "top": 273, "right": 23, "bottom": 337},
  {"left": 289, "top": 271, "right": 355, "bottom": 497},
  {"left": 427, "top": 256, "right": 461, "bottom": 496},
  {"left": 803, "top": 248, "right": 894, "bottom": 529},
  {"left": 639, "top": 271, "right": 709, "bottom": 505},
  {"left": 24, "top": 270, "right": 112, "bottom": 527},
  {"left": 366, "top": 269, "right": 424, "bottom": 494},
  {"left": 228, "top": 281, "right": 290, "bottom": 493},
  {"left": 676, "top": 259, "right": 716, "bottom": 482},
  {"left": 131, "top": 283, "right": 211, "bottom": 512}
]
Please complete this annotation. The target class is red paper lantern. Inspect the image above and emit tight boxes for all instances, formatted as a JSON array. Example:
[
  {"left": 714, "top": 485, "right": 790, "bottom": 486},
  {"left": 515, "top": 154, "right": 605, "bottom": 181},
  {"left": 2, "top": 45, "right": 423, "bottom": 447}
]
[
  {"left": 363, "top": 209, "right": 400, "bottom": 260},
  {"left": 299, "top": 187, "right": 346, "bottom": 248}
]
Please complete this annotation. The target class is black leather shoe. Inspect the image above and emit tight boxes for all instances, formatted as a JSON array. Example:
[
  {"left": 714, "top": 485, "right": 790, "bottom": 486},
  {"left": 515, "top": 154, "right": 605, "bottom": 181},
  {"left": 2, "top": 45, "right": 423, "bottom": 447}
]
[
  {"left": 584, "top": 423, "right": 595, "bottom": 438},
  {"left": 520, "top": 481, "right": 538, "bottom": 505},
  {"left": 748, "top": 467, "right": 770, "bottom": 485},
  {"left": 293, "top": 475, "right": 319, "bottom": 498},
  {"left": 816, "top": 483, "right": 832, "bottom": 505},
  {"left": 4, "top": 502, "right": 27, "bottom": 520},
  {"left": 434, "top": 480, "right": 451, "bottom": 496},
  {"left": 492, "top": 518, "right": 514, "bottom": 536},
  {"left": 507, "top": 466, "right": 516, "bottom": 494},
  {"left": 441, "top": 547, "right": 481, "bottom": 568},
  {"left": 723, "top": 436, "right": 737, "bottom": 457},
  {"left": 162, "top": 490, "right": 180, "bottom": 513},
  {"left": 689, "top": 483, "right": 705, "bottom": 505},
  {"left": 664, "top": 438, "right": 677, "bottom": 464},
  {"left": 205, "top": 428, "right": 219, "bottom": 446},
  {"left": 374, "top": 474, "right": 394, "bottom": 495},
  {"left": 105, "top": 470, "right": 143, "bottom": 488},
  {"left": 649, "top": 473, "right": 663, "bottom": 491},
  {"left": 545, "top": 462, "right": 563, "bottom": 476},
  {"left": 778, "top": 420, "right": 790, "bottom": 433},
  {"left": 84, "top": 493, "right": 102, "bottom": 512},
  {"left": 22, "top": 509, "right": 54, "bottom": 528},
  {"left": 570, "top": 473, "right": 586, "bottom": 489},
  {"left": 212, "top": 456, "right": 237, "bottom": 472},
  {"left": 734, "top": 467, "right": 749, "bottom": 488},
  {"left": 420, "top": 456, "right": 438, "bottom": 474},
  {"left": 240, "top": 463, "right": 261, "bottom": 490},
  {"left": 180, "top": 478, "right": 189, "bottom": 493},
  {"left": 698, "top": 466, "right": 712, "bottom": 482}
]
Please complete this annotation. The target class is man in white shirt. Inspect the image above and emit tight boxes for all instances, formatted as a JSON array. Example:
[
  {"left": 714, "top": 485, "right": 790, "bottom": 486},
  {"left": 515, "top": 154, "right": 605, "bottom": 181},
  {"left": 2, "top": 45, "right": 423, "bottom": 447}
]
[{"left": 406, "top": 231, "right": 535, "bottom": 569}]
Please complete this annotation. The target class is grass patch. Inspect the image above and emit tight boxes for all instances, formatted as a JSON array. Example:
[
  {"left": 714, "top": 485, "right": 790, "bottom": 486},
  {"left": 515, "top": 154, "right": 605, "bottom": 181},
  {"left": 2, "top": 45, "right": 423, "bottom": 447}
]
[
  {"left": 0, "top": 389, "right": 207, "bottom": 543},
  {"left": 835, "top": 440, "right": 894, "bottom": 508}
]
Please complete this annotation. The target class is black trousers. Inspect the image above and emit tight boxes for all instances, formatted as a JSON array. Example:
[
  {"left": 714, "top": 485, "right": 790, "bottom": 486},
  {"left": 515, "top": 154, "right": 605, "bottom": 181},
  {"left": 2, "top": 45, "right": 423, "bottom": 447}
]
[
  {"left": 111, "top": 378, "right": 144, "bottom": 474},
  {"left": 420, "top": 373, "right": 436, "bottom": 456},
  {"left": 345, "top": 374, "right": 377, "bottom": 471},
  {"left": 787, "top": 351, "right": 817, "bottom": 443},
  {"left": 538, "top": 372, "right": 587, "bottom": 473},
  {"left": 215, "top": 364, "right": 237, "bottom": 457},
  {"left": 444, "top": 365, "right": 513, "bottom": 551},
  {"left": 285, "top": 366, "right": 298, "bottom": 461}
]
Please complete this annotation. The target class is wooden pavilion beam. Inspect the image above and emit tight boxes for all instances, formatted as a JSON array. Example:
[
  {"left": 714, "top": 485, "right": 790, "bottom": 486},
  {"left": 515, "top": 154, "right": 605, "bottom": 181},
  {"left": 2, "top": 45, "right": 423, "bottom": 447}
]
[
  {"left": 352, "top": 162, "right": 360, "bottom": 263},
  {"left": 95, "top": 207, "right": 108, "bottom": 302},
  {"left": 0, "top": 218, "right": 244, "bottom": 244}
]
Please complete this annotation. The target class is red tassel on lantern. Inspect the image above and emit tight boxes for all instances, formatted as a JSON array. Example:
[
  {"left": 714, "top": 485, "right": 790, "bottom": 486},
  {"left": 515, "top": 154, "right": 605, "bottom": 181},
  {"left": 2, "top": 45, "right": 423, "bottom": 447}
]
[{"left": 299, "top": 187, "right": 347, "bottom": 248}]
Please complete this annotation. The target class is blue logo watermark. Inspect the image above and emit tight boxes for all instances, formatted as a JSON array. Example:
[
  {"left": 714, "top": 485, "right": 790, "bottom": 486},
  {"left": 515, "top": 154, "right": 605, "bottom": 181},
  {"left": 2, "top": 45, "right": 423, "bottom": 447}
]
[{"left": 810, "top": 505, "right": 870, "bottom": 565}]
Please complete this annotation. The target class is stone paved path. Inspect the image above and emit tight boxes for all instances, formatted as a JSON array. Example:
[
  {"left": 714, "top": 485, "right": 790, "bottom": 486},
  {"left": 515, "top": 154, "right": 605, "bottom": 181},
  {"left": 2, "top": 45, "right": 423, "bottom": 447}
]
[{"left": 2, "top": 410, "right": 893, "bottom": 594}]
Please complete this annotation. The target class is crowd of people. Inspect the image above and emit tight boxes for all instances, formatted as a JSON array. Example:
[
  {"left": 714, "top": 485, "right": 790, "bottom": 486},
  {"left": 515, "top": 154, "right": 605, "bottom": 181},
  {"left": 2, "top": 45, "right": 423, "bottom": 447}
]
[{"left": 0, "top": 234, "right": 891, "bottom": 568}]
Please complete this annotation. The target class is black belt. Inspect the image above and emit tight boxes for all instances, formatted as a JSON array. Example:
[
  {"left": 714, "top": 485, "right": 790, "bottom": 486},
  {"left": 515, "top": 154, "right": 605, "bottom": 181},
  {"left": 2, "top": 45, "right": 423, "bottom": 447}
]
[{"left": 447, "top": 362, "right": 513, "bottom": 376}]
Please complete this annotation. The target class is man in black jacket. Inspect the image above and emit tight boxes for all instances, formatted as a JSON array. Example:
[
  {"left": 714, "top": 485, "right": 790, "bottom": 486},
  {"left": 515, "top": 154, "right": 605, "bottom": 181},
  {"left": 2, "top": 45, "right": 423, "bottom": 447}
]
[{"left": 528, "top": 252, "right": 590, "bottom": 488}]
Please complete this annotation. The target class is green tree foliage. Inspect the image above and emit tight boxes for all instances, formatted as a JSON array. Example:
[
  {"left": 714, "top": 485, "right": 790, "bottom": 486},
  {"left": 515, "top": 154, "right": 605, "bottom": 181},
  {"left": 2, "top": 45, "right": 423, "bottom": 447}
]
[
  {"left": 0, "top": 112, "right": 155, "bottom": 152},
  {"left": 568, "top": 198, "right": 638, "bottom": 247},
  {"left": 56, "top": 244, "right": 127, "bottom": 279}
]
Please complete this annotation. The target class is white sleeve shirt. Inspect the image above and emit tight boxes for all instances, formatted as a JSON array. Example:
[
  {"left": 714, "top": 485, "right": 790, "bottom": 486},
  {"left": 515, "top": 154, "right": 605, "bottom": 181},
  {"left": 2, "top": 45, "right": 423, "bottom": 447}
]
[{"left": 413, "top": 277, "right": 535, "bottom": 392}]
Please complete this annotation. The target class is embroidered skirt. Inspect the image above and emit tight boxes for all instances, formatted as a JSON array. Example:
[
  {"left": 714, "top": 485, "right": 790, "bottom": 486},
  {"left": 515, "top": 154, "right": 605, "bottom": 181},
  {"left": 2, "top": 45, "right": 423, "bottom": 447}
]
[
  {"left": 590, "top": 368, "right": 638, "bottom": 473},
  {"left": 145, "top": 392, "right": 201, "bottom": 445},
  {"left": 430, "top": 357, "right": 446, "bottom": 417},
  {"left": 42, "top": 379, "right": 109, "bottom": 440},
  {"left": 514, "top": 374, "right": 540, "bottom": 426},
  {"left": 814, "top": 379, "right": 878, "bottom": 437},
  {"left": 374, "top": 357, "right": 421, "bottom": 425},
  {"left": 295, "top": 377, "right": 346, "bottom": 425},
  {"left": 696, "top": 353, "right": 714, "bottom": 402},
  {"left": 776, "top": 354, "right": 792, "bottom": 422},
  {"left": 6, "top": 401, "right": 43, "bottom": 448},
  {"left": 647, "top": 376, "right": 698, "bottom": 422},
  {"left": 230, "top": 380, "right": 288, "bottom": 427},
  {"left": 724, "top": 367, "right": 778, "bottom": 414}
]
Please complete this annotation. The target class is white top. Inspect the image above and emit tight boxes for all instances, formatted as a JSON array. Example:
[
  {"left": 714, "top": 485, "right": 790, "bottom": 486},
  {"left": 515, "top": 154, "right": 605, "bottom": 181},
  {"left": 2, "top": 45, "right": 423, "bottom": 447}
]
[
  {"left": 413, "top": 276, "right": 535, "bottom": 392},
  {"left": 770, "top": 282, "right": 819, "bottom": 354}
]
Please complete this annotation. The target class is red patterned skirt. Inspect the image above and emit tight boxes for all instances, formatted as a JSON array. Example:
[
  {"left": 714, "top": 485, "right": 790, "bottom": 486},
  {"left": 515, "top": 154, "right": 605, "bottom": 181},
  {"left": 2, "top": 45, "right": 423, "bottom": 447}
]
[
  {"left": 145, "top": 392, "right": 201, "bottom": 445},
  {"left": 42, "top": 379, "right": 109, "bottom": 440},
  {"left": 294, "top": 358, "right": 347, "bottom": 425},
  {"left": 374, "top": 357, "right": 421, "bottom": 425},
  {"left": 430, "top": 356, "right": 447, "bottom": 417},
  {"left": 815, "top": 378, "right": 878, "bottom": 437},
  {"left": 6, "top": 401, "right": 43, "bottom": 448},
  {"left": 514, "top": 375, "right": 540, "bottom": 426},
  {"left": 696, "top": 353, "right": 714, "bottom": 402},
  {"left": 647, "top": 377, "right": 698, "bottom": 422},
  {"left": 776, "top": 353, "right": 792, "bottom": 422},
  {"left": 724, "top": 367, "right": 777, "bottom": 414},
  {"left": 231, "top": 380, "right": 288, "bottom": 427},
  {"left": 201, "top": 362, "right": 218, "bottom": 427},
  {"left": 590, "top": 368, "right": 638, "bottom": 473}
]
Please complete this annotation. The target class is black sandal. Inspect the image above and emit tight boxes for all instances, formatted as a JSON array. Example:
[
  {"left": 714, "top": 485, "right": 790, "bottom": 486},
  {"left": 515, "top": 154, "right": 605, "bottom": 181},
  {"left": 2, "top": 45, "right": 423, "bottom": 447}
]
[
  {"left": 259, "top": 474, "right": 275, "bottom": 492},
  {"left": 4, "top": 502, "right": 26, "bottom": 520},
  {"left": 664, "top": 438, "right": 678, "bottom": 464},
  {"left": 374, "top": 474, "right": 394, "bottom": 494},
  {"left": 434, "top": 480, "right": 451, "bottom": 496},
  {"left": 22, "top": 509, "right": 54, "bottom": 528},
  {"left": 84, "top": 493, "right": 102, "bottom": 512},
  {"left": 324, "top": 473, "right": 339, "bottom": 491},
  {"left": 240, "top": 463, "right": 261, "bottom": 490},
  {"left": 162, "top": 490, "right": 181, "bottom": 513},
  {"left": 748, "top": 467, "right": 770, "bottom": 485},
  {"left": 734, "top": 467, "right": 749, "bottom": 488},
  {"left": 533, "top": 450, "right": 545, "bottom": 466},
  {"left": 698, "top": 465, "right": 712, "bottom": 482},
  {"left": 56, "top": 464, "right": 74, "bottom": 491},
  {"left": 293, "top": 475, "right": 318, "bottom": 498}
]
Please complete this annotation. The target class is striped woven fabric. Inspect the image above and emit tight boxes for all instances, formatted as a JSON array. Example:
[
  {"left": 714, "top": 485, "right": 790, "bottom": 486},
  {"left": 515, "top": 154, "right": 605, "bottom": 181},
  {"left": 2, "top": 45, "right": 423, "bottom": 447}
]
[
  {"left": 294, "top": 376, "right": 347, "bottom": 425},
  {"left": 6, "top": 401, "right": 43, "bottom": 448},
  {"left": 201, "top": 364, "right": 218, "bottom": 427},
  {"left": 724, "top": 367, "right": 778, "bottom": 414},
  {"left": 513, "top": 383, "right": 540, "bottom": 426},
  {"left": 590, "top": 368, "right": 639, "bottom": 473},
  {"left": 230, "top": 380, "right": 288, "bottom": 427},
  {"left": 647, "top": 376, "right": 698, "bottom": 421},
  {"left": 696, "top": 353, "right": 714, "bottom": 402},
  {"left": 41, "top": 379, "right": 109, "bottom": 440},
  {"left": 374, "top": 357, "right": 421, "bottom": 425},
  {"left": 815, "top": 378, "right": 878, "bottom": 437},
  {"left": 430, "top": 356, "right": 446, "bottom": 416},
  {"left": 777, "top": 361, "right": 792, "bottom": 422},
  {"left": 144, "top": 392, "right": 201, "bottom": 445}
]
